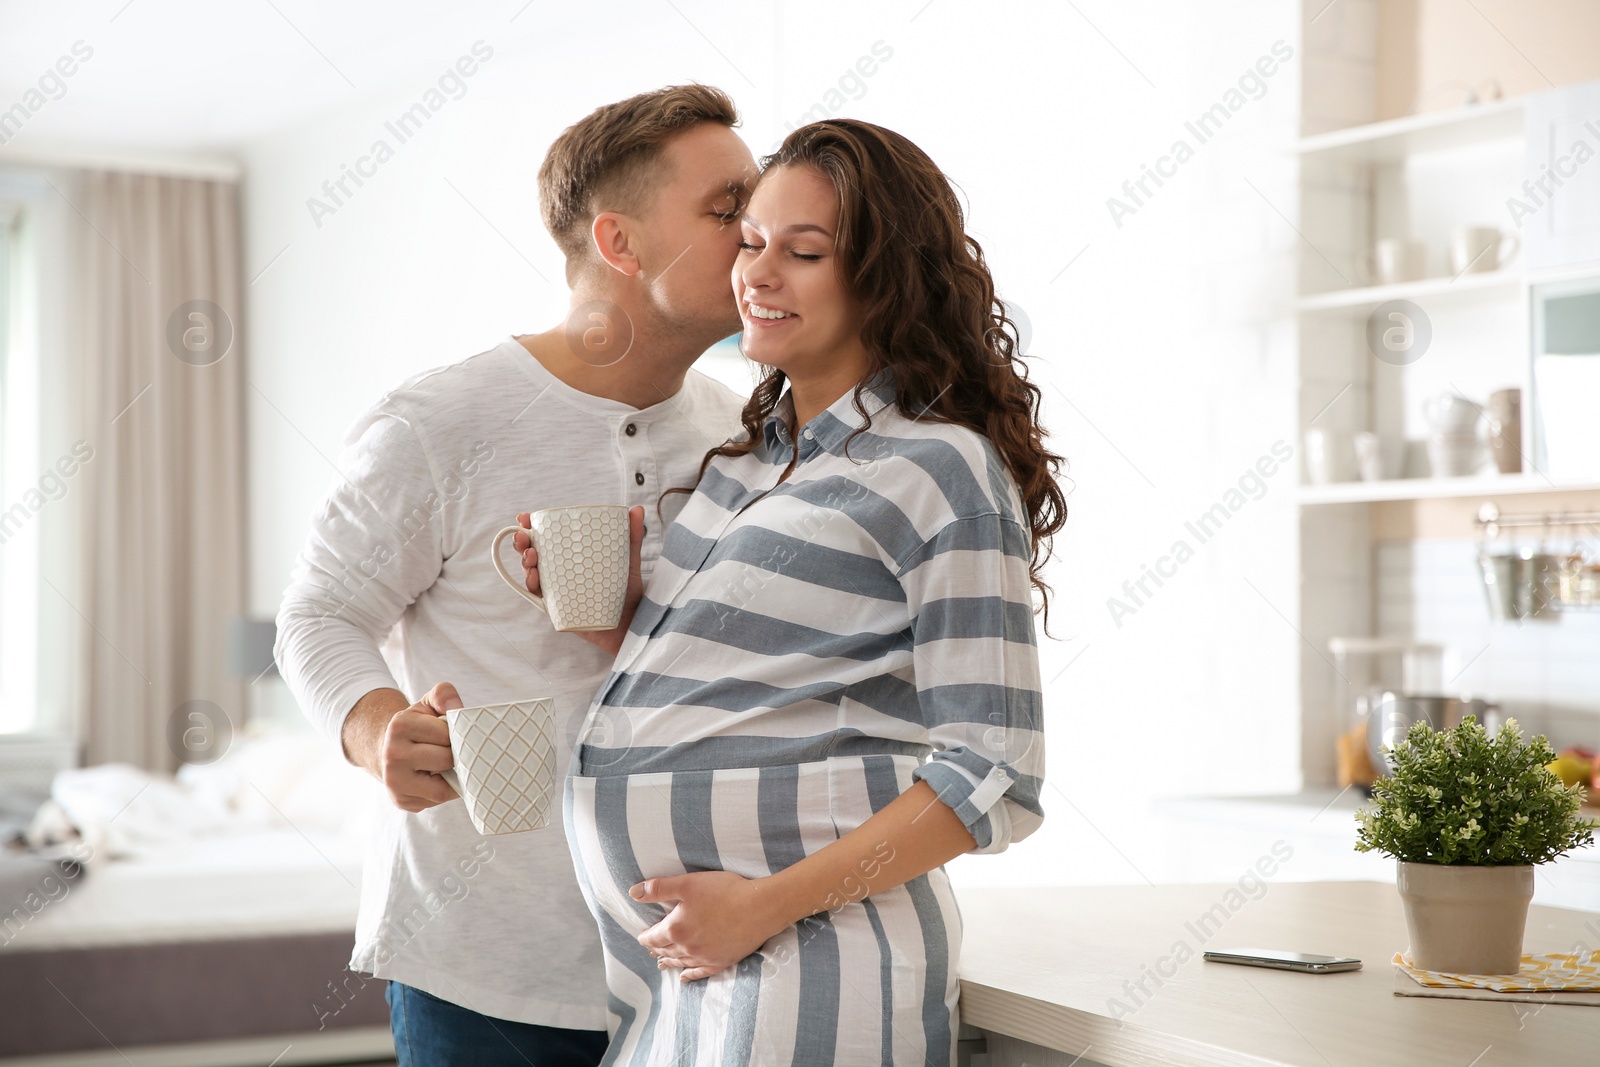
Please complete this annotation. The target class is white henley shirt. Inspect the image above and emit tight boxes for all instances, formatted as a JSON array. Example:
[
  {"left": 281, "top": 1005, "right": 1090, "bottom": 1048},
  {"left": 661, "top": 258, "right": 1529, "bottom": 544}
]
[{"left": 274, "top": 336, "right": 746, "bottom": 1028}]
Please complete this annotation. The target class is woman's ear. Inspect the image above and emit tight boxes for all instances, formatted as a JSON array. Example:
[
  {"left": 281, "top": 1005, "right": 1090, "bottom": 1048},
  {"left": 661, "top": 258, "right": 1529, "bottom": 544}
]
[{"left": 591, "top": 212, "right": 642, "bottom": 278}]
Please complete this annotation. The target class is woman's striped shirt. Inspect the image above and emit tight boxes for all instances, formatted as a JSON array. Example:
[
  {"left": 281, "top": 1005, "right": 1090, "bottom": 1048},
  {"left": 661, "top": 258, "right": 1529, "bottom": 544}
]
[{"left": 576, "top": 367, "right": 1045, "bottom": 852}]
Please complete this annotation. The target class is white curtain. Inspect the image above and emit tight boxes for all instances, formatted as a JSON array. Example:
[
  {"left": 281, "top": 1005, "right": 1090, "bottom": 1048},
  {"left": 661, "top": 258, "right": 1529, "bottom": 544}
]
[{"left": 77, "top": 171, "right": 247, "bottom": 771}]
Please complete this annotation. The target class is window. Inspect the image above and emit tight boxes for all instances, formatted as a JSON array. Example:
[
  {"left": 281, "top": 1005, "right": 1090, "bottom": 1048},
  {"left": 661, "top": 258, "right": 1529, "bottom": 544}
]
[{"left": 0, "top": 200, "right": 41, "bottom": 734}]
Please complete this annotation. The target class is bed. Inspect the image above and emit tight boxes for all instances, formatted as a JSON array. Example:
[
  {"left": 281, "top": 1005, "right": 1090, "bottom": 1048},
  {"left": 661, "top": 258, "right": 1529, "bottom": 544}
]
[{"left": 0, "top": 731, "right": 394, "bottom": 1067}]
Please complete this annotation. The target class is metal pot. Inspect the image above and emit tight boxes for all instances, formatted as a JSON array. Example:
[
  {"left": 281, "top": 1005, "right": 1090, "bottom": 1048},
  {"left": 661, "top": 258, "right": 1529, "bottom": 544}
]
[
  {"left": 1367, "top": 692, "right": 1499, "bottom": 772},
  {"left": 1516, "top": 552, "right": 1562, "bottom": 618},
  {"left": 1478, "top": 549, "right": 1560, "bottom": 620}
]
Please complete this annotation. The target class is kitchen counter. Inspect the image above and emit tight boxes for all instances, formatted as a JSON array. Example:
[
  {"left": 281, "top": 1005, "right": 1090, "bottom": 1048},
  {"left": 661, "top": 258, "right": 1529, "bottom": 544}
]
[{"left": 955, "top": 880, "right": 1600, "bottom": 1067}]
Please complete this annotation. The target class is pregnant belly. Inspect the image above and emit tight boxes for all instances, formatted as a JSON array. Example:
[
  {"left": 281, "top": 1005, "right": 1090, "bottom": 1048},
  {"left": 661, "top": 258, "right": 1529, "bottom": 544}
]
[{"left": 564, "top": 755, "right": 921, "bottom": 929}]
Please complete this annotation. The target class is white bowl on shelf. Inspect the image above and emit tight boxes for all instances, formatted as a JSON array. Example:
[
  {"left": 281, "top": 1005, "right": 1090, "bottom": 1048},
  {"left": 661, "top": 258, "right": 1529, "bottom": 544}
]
[{"left": 1423, "top": 394, "right": 1486, "bottom": 435}]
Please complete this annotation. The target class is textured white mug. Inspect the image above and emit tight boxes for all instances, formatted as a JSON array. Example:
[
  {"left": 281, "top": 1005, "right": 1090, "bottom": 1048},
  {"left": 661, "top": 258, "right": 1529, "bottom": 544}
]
[
  {"left": 441, "top": 698, "right": 557, "bottom": 835},
  {"left": 491, "top": 505, "right": 629, "bottom": 632}
]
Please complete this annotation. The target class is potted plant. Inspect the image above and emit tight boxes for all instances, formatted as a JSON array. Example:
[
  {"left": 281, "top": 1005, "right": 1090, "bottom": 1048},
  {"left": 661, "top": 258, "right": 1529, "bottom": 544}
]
[{"left": 1355, "top": 716, "right": 1596, "bottom": 974}]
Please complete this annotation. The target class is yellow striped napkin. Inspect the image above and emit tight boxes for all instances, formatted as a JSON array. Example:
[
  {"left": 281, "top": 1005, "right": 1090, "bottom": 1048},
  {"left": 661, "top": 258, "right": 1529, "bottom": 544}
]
[{"left": 1393, "top": 951, "right": 1600, "bottom": 992}]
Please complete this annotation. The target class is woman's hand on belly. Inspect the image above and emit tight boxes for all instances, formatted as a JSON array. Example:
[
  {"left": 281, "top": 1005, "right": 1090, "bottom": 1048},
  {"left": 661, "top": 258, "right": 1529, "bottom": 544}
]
[
  {"left": 633, "top": 780, "right": 978, "bottom": 983},
  {"left": 631, "top": 871, "right": 785, "bottom": 983}
]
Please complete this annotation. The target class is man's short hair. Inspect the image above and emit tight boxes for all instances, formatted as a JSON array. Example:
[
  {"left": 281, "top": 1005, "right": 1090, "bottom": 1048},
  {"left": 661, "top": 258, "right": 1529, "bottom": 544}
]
[{"left": 538, "top": 84, "right": 739, "bottom": 281}]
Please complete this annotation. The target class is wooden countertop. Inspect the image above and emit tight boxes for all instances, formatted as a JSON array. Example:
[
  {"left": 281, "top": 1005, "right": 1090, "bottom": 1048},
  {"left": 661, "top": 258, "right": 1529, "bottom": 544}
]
[{"left": 955, "top": 880, "right": 1600, "bottom": 1067}]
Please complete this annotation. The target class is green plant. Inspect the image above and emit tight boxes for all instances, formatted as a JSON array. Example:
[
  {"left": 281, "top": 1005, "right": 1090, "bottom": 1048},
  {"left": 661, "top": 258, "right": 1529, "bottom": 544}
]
[{"left": 1355, "top": 717, "right": 1597, "bottom": 866}]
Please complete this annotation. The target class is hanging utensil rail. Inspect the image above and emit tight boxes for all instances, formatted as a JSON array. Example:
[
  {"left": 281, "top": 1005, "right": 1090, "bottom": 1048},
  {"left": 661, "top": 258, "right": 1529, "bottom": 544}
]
[{"left": 1474, "top": 502, "right": 1600, "bottom": 536}]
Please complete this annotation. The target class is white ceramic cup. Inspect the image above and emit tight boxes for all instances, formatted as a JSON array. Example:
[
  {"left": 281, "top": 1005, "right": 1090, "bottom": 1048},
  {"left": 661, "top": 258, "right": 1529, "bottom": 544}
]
[
  {"left": 1304, "top": 427, "right": 1351, "bottom": 484},
  {"left": 1354, "top": 432, "right": 1402, "bottom": 482},
  {"left": 1371, "top": 238, "right": 1429, "bottom": 285},
  {"left": 440, "top": 698, "right": 557, "bottom": 835},
  {"left": 1450, "top": 226, "right": 1519, "bottom": 275},
  {"left": 491, "top": 505, "right": 629, "bottom": 632}
]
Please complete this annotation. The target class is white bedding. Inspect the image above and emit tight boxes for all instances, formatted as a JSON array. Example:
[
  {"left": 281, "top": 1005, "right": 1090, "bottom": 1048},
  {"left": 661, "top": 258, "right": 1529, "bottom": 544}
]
[
  {"left": 2, "top": 826, "right": 365, "bottom": 950},
  {"left": 3, "top": 725, "right": 380, "bottom": 951}
]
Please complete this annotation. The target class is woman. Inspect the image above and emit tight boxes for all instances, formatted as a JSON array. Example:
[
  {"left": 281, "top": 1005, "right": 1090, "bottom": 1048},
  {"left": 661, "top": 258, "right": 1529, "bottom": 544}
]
[{"left": 522, "top": 119, "right": 1066, "bottom": 1066}]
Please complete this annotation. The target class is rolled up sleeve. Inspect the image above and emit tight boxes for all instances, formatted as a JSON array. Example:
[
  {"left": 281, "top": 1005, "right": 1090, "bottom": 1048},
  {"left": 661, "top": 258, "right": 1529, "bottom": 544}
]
[{"left": 899, "top": 513, "right": 1045, "bottom": 854}]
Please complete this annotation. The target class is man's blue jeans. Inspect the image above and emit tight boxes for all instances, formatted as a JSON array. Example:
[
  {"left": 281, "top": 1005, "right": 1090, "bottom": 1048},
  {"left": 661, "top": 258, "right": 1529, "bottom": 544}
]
[{"left": 386, "top": 981, "right": 608, "bottom": 1066}]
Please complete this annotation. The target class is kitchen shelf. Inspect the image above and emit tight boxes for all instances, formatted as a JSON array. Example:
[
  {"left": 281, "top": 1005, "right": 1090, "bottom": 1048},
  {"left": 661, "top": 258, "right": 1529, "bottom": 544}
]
[
  {"left": 1295, "top": 269, "right": 1521, "bottom": 314},
  {"left": 1298, "top": 472, "right": 1600, "bottom": 504},
  {"left": 1296, "top": 97, "right": 1525, "bottom": 164}
]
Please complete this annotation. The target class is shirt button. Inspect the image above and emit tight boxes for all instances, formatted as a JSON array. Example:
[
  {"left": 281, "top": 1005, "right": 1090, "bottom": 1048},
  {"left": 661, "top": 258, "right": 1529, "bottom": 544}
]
[
  {"left": 625, "top": 423, "right": 637, "bottom": 436},
  {"left": 802, "top": 428, "right": 813, "bottom": 439},
  {"left": 634, "top": 472, "right": 645, "bottom": 485}
]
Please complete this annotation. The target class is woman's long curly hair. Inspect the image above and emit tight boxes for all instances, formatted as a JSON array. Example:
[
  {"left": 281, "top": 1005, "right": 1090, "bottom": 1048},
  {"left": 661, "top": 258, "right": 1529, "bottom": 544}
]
[{"left": 662, "top": 119, "right": 1068, "bottom": 633}]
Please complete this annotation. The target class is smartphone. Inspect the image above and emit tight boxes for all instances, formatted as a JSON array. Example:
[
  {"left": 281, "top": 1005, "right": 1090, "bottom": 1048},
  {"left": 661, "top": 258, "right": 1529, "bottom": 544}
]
[{"left": 1202, "top": 948, "right": 1362, "bottom": 974}]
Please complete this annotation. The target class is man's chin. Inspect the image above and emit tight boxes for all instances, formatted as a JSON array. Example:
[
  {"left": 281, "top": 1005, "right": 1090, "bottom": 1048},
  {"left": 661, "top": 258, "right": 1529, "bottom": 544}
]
[{"left": 694, "top": 315, "right": 744, "bottom": 352}]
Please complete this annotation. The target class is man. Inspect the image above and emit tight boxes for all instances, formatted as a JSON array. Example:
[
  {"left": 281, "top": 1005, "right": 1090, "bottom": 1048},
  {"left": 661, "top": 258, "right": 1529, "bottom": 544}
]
[{"left": 275, "top": 84, "right": 755, "bottom": 1066}]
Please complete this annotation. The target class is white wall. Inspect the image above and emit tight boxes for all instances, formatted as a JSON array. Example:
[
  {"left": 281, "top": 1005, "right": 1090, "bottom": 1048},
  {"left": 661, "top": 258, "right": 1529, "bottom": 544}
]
[{"left": 242, "top": 0, "right": 1304, "bottom": 885}]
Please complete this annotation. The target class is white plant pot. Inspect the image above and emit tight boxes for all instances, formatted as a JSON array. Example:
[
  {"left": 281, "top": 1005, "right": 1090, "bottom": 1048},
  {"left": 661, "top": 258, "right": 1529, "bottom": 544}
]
[{"left": 1396, "top": 861, "right": 1533, "bottom": 974}]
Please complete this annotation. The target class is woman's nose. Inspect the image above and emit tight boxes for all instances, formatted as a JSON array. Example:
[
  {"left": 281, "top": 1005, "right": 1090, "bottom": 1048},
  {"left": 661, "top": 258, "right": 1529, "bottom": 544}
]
[{"left": 739, "top": 250, "right": 779, "bottom": 292}]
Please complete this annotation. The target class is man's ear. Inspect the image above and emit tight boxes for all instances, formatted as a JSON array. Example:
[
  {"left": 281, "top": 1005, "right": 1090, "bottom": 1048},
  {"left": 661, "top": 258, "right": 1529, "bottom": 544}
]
[{"left": 590, "top": 212, "right": 642, "bottom": 278}]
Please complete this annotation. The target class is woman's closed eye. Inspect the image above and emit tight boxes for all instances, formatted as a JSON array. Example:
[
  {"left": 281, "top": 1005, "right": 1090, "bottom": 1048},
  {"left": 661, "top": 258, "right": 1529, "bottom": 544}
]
[{"left": 738, "top": 240, "right": 822, "bottom": 262}]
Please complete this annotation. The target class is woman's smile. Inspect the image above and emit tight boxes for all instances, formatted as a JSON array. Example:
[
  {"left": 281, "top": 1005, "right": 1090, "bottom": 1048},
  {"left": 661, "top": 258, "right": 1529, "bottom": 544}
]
[{"left": 741, "top": 296, "right": 797, "bottom": 326}]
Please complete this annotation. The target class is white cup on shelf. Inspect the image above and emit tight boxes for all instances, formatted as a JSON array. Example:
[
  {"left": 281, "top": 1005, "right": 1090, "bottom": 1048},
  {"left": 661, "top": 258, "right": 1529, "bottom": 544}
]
[
  {"left": 1450, "top": 226, "right": 1519, "bottom": 275},
  {"left": 1304, "top": 427, "right": 1351, "bottom": 484},
  {"left": 1353, "top": 432, "right": 1402, "bottom": 482},
  {"left": 1369, "top": 238, "right": 1429, "bottom": 286}
]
